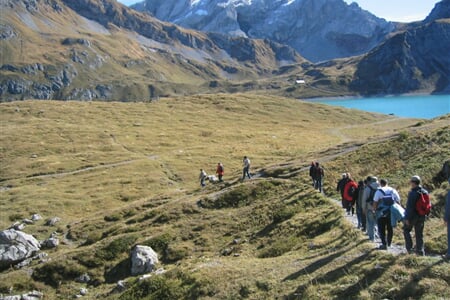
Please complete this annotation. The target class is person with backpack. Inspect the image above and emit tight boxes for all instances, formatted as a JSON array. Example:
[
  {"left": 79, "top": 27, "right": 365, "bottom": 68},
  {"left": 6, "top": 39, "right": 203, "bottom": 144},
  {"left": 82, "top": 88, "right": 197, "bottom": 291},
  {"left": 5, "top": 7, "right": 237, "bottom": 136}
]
[
  {"left": 403, "top": 175, "right": 430, "bottom": 256},
  {"left": 242, "top": 156, "right": 251, "bottom": 180},
  {"left": 314, "top": 162, "right": 324, "bottom": 192},
  {"left": 343, "top": 174, "right": 358, "bottom": 215},
  {"left": 362, "top": 176, "right": 379, "bottom": 241},
  {"left": 337, "top": 173, "right": 349, "bottom": 208},
  {"left": 199, "top": 169, "right": 208, "bottom": 187},
  {"left": 216, "top": 163, "right": 224, "bottom": 182},
  {"left": 373, "top": 179, "right": 401, "bottom": 250}
]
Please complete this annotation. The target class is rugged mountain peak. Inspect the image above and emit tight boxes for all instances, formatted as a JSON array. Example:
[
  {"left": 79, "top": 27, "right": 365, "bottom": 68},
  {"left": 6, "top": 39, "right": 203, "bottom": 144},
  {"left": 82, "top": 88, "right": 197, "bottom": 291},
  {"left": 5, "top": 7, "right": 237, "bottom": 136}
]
[
  {"left": 424, "top": 0, "right": 450, "bottom": 23},
  {"left": 0, "top": 0, "right": 304, "bottom": 101},
  {"left": 132, "top": 0, "right": 396, "bottom": 62}
]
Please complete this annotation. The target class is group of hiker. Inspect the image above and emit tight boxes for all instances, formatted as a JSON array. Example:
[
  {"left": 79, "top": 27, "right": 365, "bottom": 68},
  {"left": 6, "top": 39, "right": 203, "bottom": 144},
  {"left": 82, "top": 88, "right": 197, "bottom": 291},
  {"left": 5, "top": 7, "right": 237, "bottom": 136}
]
[
  {"left": 337, "top": 173, "right": 432, "bottom": 254},
  {"left": 199, "top": 156, "right": 450, "bottom": 259},
  {"left": 199, "top": 156, "right": 251, "bottom": 187}
]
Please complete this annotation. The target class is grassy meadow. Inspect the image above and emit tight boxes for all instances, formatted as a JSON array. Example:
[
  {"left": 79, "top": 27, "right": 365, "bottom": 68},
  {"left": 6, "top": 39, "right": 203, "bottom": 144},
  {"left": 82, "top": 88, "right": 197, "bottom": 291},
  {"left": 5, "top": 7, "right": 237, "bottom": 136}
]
[{"left": 0, "top": 95, "right": 449, "bottom": 299}]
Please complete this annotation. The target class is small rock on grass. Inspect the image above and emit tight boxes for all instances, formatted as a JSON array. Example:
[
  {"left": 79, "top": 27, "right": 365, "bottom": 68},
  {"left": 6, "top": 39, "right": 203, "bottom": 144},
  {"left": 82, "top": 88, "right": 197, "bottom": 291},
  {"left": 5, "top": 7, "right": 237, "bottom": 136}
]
[
  {"left": 45, "top": 217, "right": 61, "bottom": 226},
  {"left": 31, "top": 214, "right": 42, "bottom": 221}
]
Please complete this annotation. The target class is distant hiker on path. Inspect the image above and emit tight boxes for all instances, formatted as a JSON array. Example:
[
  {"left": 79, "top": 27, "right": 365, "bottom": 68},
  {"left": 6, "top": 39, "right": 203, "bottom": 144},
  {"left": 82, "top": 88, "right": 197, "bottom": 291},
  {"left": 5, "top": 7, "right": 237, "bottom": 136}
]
[
  {"left": 313, "top": 162, "right": 324, "bottom": 192},
  {"left": 362, "top": 176, "right": 379, "bottom": 242},
  {"left": 309, "top": 162, "right": 316, "bottom": 187},
  {"left": 343, "top": 173, "right": 358, "bottom": 215},
  {"left": 199, "top": 169, "right": 207, "bottom": 187},
  {"left": 216, "top": 163, "right": 224, "bottom": 182},
  {"left": 242, "top": 156, "right": 251, "bottom": 180},
  {"left": 404, "top": 175, "right": 429, "bottom": 256},
  {"left": 373, "top": 179, "right": 401, "bottom": 250},
  {"left": 337, "top": 173, "right": 349, "bottom": 208}
]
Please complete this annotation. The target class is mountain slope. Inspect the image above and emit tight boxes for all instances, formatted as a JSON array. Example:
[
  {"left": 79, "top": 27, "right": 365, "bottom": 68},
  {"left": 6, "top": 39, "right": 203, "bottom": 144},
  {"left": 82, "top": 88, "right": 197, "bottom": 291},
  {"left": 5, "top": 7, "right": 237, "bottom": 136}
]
[
  {"left": 350, "top": 19, "right": 450, "bottom": 95},
  {"left": 0, "top": 96, "right": 448, "bottom": 299},
  {"left": 132, "top": 0, "right": 396, "bottom": 62},
  {"left": 0, "top": 0, "right": 303, "bottom": 101}
]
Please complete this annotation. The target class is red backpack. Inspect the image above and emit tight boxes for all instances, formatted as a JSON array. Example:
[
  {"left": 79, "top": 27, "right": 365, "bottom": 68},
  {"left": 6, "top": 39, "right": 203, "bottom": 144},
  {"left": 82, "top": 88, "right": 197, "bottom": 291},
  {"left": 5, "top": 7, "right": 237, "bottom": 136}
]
[
  {"left": 415, "top": 189, "right": 431, "bottom": 216},
  {"left": 343, "top": 180, "right": 358, "bottom": 202}
]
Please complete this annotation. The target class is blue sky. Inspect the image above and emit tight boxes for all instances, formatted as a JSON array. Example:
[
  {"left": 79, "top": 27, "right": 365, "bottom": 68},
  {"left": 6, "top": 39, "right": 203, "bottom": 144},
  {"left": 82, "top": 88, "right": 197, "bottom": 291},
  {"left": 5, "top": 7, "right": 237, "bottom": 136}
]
[{"left": 117, "top": 0, "right": 440, "bottom": 22}]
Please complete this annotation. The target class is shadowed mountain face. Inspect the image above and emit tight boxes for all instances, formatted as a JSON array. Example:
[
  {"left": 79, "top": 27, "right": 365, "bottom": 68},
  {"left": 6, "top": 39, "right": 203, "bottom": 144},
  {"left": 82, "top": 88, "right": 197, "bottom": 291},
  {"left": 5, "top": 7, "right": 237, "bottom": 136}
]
[
  {"left": 350, "top": 19, "right": 450, "bottom": 95},
  {"left": 0, "top": 0, "right": 303, "bottom": 101},
  {"left": 132, "top": 0, "right": 396, "bottom": 62},
  {"left": 424, "top": 0, "right": 450, "bottom": 23}
]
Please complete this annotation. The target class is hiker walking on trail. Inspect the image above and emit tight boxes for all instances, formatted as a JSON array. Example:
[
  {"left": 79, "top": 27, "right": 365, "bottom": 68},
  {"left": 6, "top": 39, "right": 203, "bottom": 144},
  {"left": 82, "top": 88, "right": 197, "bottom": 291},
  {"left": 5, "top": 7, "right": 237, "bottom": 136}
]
[
  {"left": 309, "top": 162, "right": 316, "bottom": 187},
  {"left": 404, "top": 175, "right": 430, "bottom": 256},
  {"left": 362, "top": 176, "right": 380, "bottom": 242},
  {"left": 356, "top": 180, "right": 366, "bottom": 230},
  {"left": 199, "top": 169, "right": 208, "bottom": 187},
  {"left": 337, "top": 173, "right": 349, "bottom": 208},
  {"left": 373, "top": 179, "right": 401, "bottom": 250},
  {"left": 343, "top": 174, "right": 358, "bottom": 215},
  {"left": 242, "top": 156, "right": 251, "bottom": 180},
  {"left": 313, "top": 162, "right": 324, "bottom": 192},
  {"left": 216, "top": 163, "right": 224, "bottom": 182}
]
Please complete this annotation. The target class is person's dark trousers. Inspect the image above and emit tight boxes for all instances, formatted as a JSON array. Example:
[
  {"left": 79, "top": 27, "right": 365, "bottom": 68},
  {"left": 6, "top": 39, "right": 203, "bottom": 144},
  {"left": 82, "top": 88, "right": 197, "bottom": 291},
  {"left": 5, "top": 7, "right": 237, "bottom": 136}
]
[
  {"left": 242, "top": 167, "right": 251, "bottom": 179},
  {"left": 218, "top": 175, "right": 223, "bottom": 182},
  {"left": 315, "top": 177, "right": 322, "bottom": 192},
  {"left": 356, "top": 205, "right": 363, "bottom": 227},
  {"left": 378, "top": 216, "right": 393, "bottom": 246},
  {"left": 345, "top": 202, "right": 352, "bottom": 214},
  {"left": 447, "top": 220, "right": 450, "bottom": 258},
  {"left": 360, "top": 211, "right": 366, "bottom": 231},
  {"left": 403, "top": 216, "right": 425, "bottom": 255}
]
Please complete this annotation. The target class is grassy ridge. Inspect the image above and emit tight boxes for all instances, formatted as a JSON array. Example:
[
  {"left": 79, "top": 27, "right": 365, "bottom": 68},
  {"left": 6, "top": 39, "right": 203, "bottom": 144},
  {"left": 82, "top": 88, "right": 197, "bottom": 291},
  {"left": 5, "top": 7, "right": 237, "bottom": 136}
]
[{"left": 1, "top": 96, "right": 448, "bottom": 299}]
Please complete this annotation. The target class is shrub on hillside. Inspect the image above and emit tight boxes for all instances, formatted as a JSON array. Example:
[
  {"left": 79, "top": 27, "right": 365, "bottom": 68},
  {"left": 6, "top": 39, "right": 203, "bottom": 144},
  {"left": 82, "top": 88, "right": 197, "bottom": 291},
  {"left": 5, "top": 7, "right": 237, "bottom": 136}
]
[
  {"left": 33, "top": 260, "right": 87, "bottom": 288},
  {"left": 199, "top": 181, "right": 286, "bottom": 209},
  {"left": 119, "top": 270, "right": 216, "bottom": 300}
]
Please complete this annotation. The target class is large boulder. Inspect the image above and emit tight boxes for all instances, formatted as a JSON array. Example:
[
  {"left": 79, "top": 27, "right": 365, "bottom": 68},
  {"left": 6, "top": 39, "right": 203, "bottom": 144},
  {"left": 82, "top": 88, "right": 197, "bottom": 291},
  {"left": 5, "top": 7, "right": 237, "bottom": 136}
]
[
  {"left": 130, "top": 245, "right": 158, "bottom": 276},
  {"left": 0, "top": 229, "right": 40, "bottom": 269}
]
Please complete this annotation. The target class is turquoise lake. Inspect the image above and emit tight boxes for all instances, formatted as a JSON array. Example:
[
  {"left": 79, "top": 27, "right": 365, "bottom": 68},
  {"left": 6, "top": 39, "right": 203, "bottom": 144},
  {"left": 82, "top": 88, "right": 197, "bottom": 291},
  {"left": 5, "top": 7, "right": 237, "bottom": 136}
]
[{"left": 311, "top": 94, "right": 450, "bottom": 119}]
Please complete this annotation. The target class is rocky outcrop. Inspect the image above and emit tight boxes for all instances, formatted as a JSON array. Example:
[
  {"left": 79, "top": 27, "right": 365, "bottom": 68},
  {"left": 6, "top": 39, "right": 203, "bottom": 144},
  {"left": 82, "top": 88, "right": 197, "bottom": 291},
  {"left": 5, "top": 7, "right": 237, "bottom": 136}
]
[
  {"left": 0, "top": 229, "right": 40, "bottom": 269},
  {"left": 1, "top": 290, "right": 43, "bottom": 300},
  {"left": 130, "top": 245, "right": 158, "bottom": 276},
  {"left": 424, "top": 0, "right": 450, "bottom": 23},
  {"left": 133, "top": 0, "right": 395, "bottom": 62},
  {"left": 351, "top": 20, "right": 450, "bottom": 95}
]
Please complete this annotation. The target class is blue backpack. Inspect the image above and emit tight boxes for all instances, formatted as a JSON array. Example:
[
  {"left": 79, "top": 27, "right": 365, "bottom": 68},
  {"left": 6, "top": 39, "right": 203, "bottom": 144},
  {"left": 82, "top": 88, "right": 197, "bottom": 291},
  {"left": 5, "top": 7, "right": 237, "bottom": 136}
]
[{"left": 377, "top": 189, "right": 395, "bottom": 218}]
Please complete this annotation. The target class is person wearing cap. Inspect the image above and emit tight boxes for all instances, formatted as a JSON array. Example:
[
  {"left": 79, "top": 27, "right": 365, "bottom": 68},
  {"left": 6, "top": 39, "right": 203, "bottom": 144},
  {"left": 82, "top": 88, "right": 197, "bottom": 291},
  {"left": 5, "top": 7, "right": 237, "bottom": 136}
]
[
  {"left": 403, "top": 175, "right": 427, "bottom": 256},
  {"left": 362, "top": 176, "right": 380, "bottom": 241}
]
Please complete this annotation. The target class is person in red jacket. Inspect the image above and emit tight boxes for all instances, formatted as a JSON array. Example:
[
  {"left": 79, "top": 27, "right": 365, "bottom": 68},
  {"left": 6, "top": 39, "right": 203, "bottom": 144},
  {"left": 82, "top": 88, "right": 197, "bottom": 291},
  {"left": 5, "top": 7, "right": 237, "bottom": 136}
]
[
  {"left": 343, "top": 173, "right": 358, "bottom": 215},
  {"left": 216, "top": 163, "right": 224, "bottom": 182}
]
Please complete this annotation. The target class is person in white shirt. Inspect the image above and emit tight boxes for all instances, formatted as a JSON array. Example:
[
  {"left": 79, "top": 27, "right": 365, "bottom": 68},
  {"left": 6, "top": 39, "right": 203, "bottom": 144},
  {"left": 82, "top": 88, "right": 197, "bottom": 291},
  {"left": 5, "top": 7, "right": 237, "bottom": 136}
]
[
  {"left": 242, "top": 156, "right": 251, "bottom": 180},
  {"left": 199, "top": 169, "right": 207, "bottom": 187},
  {"left": 373, "top": 178, "right": 401, "bottom": 249}
]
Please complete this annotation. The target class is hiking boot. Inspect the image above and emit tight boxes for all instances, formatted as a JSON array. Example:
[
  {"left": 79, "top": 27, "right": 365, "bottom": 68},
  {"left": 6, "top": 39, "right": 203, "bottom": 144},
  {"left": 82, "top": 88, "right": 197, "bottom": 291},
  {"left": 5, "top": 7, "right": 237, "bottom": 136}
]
[{"left": 378, "top": 245, "right": 387, "bottom": 250}]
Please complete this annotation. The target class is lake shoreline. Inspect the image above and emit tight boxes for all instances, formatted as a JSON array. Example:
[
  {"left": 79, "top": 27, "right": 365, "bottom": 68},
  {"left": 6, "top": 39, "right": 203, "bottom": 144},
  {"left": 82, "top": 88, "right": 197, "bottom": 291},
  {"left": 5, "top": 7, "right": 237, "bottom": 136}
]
[
  {"left": 302, "top": 94, "right": 450, "bottom": 119},
  {"left": 301, "top": 92, "right": 443, "bottom": 102}
]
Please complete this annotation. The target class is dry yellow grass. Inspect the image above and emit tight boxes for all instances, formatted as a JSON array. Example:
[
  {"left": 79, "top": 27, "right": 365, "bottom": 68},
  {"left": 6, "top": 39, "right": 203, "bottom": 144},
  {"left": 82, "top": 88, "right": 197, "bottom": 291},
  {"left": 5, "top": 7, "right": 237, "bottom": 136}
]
[{"left": 0, "top": 94, "right": 417, "bottom": 229}]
